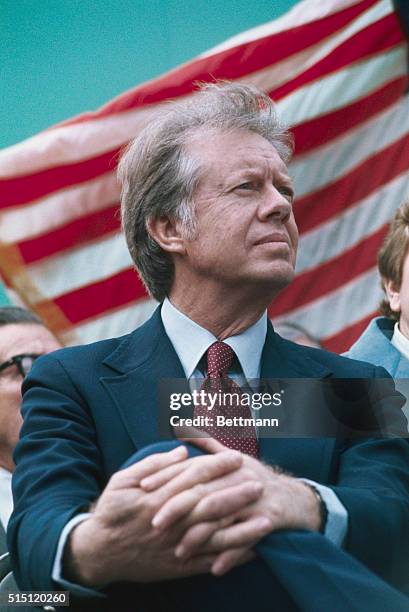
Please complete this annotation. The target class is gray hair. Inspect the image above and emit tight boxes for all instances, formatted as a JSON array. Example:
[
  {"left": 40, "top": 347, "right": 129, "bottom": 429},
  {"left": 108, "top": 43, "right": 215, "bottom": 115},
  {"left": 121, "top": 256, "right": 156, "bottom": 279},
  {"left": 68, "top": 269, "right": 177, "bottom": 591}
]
[
  {"left": 0, "top": 306, "right": 42, "bottom": 327},
  {"left": 118, "top": 82, "right": 293, "bottom": 302}
]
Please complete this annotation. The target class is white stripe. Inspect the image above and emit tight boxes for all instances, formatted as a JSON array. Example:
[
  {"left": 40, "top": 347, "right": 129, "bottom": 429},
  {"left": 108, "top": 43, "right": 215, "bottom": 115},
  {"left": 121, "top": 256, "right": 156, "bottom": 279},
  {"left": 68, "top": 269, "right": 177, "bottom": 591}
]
[
  {"left": 272, "top": 267, "right": 383, "bottom": 339},
  {"left": 201, "top": 0, "right": 371, "bottom": 56},
  {"left": 241, "top": 0, "right": 393, "bottom": 103},
  {"left": 0, "top": 104, "right": 161, "bottom": 177},
  {"left": 9, "top": 48, "right": 400, "bottom": 244},
  {"left": 277, "top": 45, "right": 406, "bottom": 129},
  {"left": 290, "top": 89, "right": 409, "bottom": 198},
  {"left": 70, "top": 299, "right": 158, "bottom": 345},
  {"left": 27, "top": 233, "right": 132, "bottom": 298},
  {"left": 27, "top": 169, "right": 408, "bottom": 301},
  {"left": 297, "top": 170, "right": 409, "bottom": 273},
  {"left": 0, "top": 3, "right": 393, "bottom": 179},
  {"left": 0, "top": 171, "right": 118, "bottom": 242}
]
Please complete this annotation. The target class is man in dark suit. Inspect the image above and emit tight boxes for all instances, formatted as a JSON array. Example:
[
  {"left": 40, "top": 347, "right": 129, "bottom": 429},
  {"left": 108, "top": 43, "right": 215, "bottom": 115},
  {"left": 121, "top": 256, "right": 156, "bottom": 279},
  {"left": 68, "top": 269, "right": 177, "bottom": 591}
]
[
  {"left": 0, "top": 307, "right": 60, "bottom": 539},
  {"left": 8, "top": 83, "right": 409, "bottom": 611},
  {"left": 0, "top": 307, "right": 60, "bottom": 611}
]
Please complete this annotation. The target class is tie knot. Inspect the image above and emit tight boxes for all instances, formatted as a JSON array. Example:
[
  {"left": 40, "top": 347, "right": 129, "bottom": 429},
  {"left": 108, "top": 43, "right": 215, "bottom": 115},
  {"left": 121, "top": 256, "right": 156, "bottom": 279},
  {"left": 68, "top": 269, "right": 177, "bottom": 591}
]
[{"left": 206, "top": 341, "right": 235, "bottom": 378}]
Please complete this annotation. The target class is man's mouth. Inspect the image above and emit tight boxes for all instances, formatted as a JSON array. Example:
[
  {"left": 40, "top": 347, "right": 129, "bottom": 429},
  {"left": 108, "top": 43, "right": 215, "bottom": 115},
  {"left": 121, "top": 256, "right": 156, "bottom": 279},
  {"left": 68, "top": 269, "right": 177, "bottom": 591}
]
[{"left": 254, "top": 233, "right": 289, "bottom": 246}]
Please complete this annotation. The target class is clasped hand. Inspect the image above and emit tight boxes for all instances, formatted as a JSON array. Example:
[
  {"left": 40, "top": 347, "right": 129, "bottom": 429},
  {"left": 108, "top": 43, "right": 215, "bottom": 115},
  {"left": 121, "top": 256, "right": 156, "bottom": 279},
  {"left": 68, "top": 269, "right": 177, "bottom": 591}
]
[{"left": 68, "top": 439, "right": 320, "bottom": 586}]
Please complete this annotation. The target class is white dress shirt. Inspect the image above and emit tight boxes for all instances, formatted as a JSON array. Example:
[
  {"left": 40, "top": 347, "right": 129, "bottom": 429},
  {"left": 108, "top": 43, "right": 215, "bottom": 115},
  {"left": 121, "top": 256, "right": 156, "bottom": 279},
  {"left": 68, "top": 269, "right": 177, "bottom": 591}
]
[
  {"left": 0, "top": 466, "right": 13, "bottom": 530},
  {"left": 53, "top": 299, "right": 347, "bottom": 592},
  {"left": 392, "top": 322, "right": 409, "bottom": 361}
]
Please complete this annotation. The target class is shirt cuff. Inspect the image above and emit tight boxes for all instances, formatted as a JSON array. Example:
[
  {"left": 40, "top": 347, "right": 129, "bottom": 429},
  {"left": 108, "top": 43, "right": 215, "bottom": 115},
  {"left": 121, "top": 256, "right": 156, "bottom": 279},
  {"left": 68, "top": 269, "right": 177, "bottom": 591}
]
[
  {"left": 301, "top": 479, "right": 348, "bottom": 547},
  {"left": 51, "top": 513, "right": 105, "bottom": 598}
]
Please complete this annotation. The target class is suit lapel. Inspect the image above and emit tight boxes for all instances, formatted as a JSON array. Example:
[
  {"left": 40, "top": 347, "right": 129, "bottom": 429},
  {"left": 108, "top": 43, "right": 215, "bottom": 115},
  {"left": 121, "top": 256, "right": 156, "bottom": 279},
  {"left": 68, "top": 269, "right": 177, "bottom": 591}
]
[
  {"left": 101, "top": 308, "right": 187, "bottom": 450},
  {"left": 259, "top": 323, "right": 337, "bottom": 482},
  {"left": 100, "top": 313, "right": 337, "bottom": 483}
]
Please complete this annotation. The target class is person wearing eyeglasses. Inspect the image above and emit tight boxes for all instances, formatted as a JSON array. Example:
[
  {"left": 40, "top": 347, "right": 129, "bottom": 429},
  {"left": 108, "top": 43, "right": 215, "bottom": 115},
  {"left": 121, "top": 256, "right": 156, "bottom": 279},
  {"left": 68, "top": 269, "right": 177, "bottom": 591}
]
[{"left": 0, "top": 307, "right": 60, "bottom": 538}]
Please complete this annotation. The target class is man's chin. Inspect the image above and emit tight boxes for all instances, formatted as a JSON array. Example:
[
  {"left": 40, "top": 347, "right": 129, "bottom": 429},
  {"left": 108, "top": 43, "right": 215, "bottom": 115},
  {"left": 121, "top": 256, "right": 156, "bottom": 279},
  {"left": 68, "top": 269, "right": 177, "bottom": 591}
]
[{"left": 247, "top": 267, "right": 295, "bottom": 298}]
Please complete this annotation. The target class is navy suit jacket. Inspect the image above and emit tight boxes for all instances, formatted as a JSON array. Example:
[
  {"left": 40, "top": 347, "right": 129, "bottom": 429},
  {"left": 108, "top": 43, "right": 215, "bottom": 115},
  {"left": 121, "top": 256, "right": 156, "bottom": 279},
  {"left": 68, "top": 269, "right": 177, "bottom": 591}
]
[{"left": 7, "top": 308, "right": 409, "bottom": 606}]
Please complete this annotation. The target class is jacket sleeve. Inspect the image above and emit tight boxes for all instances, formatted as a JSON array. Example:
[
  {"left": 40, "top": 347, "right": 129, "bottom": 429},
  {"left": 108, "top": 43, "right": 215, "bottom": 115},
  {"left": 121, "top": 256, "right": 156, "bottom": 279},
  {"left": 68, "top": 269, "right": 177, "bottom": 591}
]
[
  {"left": 7, "top": 352, "right": 105, "bottom": 593},
  {"left": 330, "top": 366, "right": 409, "bottom": 589}
]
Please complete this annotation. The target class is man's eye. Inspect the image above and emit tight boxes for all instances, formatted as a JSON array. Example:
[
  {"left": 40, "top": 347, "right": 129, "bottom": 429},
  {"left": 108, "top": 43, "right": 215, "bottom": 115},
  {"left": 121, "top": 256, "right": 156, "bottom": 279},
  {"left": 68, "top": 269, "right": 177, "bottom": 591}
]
[
  {"left": 278, "top": 186, "right": 294, "bottom": 200},
  {"left": 236, "top": 182, "right": 254, "bottom": 191}
]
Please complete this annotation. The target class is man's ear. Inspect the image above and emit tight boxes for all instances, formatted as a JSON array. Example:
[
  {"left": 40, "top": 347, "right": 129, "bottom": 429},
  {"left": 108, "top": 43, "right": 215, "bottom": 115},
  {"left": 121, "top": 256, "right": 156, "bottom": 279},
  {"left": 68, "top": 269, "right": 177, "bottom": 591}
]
[
  {"left": 384, "top": 278, "right": 401, "bottom": 314},
  {"left": 147, "top": 216, "right": 187, "bottom": 255}
]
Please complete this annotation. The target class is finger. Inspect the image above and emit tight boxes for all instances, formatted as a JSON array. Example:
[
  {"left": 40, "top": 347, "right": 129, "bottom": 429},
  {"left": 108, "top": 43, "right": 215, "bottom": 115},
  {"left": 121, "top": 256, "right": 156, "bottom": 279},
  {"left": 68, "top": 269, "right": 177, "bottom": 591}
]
[
  {"left": 175, "top": 522, "right": 224, "bottom": 559},
  {"left": 140, "top": 461, "right": 189, "bottom": 491},
  {"left": 200, "top": 516, "right": 272, "bottom": 555},
  {"left": 154, "top": 450, "right": 243, "bottom": 506},
  {"left": 115, "top": 445, "right": 188, "bottom": 488},
  {"left": 211, "top": 547, "right": 256, "bottom": 576},
  {"left": 152, "top": 488, "right": 201, "bottom": 528},
  {"left": 176, "top": 432, "right": 226, "bottom": 455},
  {"left": 178, "top": 516, "right": 271, "bottom": 558},
  {"left": 152, "top": 480, "right": 262, "bottom": 529},
  {"left": 173, "top": 424, "right": 213, "bottom": 441},
  {"left": 189, "top": 481, "right": 263, "bottom": 524},
  {"left": 179, "top": 553, "right": 219, "bottom": 577},
  {"left": 174, "top": 517, "right": 234, "bottom": 559}
]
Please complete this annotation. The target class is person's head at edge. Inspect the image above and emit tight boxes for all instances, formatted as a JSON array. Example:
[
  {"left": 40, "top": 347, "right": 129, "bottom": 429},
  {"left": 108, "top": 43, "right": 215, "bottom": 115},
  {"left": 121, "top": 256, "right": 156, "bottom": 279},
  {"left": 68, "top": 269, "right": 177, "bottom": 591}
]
[
  {"left": 118, "top": 82, "right": 298, "bottom": 339},
  {"left": 378, "top": 201, "right": 409, "bottom": 339},
  {"left": 0, "top": 307, "right": 61, "bottom": 472}
]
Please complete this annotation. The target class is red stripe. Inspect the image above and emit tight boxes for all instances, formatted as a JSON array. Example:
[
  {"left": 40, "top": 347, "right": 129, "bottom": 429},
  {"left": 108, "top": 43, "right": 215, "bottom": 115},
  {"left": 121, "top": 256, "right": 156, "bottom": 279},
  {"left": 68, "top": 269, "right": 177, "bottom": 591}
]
[
  {"left": 53, "top": 268, "right": 147, "bottom": 324},
  {"left": 19, "top": 204, "right": 121, "bottom": 264},
  {"left": 2, "top": 75, "right": 405, "bottom": 211},
  {"left": 0, "top": 5, "right": 396, "bottom": 209},
  {"left": 294, "top": 131, "right": 409, "bottom": 235},
  {"left": 0, "top": 149, "right": 120, "bottom": 209},
  {"left": 5, "top": 75, "right": 404, "bottom": 215},
  {"left": 323, "top": 311, "right": 377, "bottom": 353},
  {"left": 292, "top": 76, "right": 407, "bottom": 156},
  {"left": 270, "top": 14, "right": 403, "bottom": 102},
  {"left": 57, "top": 0, "right": 380, "bottom": 124},
  {"left": 269, "top": 225, "right": 388, "bottom": 318}
]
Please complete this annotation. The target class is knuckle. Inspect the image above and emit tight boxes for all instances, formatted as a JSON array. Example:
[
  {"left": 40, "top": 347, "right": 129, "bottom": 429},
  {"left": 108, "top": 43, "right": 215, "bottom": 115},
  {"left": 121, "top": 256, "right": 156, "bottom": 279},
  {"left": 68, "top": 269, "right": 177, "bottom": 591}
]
[
  {"left": 193, "top": 482, "right": 206, "bottom": 497},
  {"left": 189, "top": 461, "right": 213, "bottom": 483},
  {"left": 220, "top": 450, "right": 241, "bottom": 467},
  {"left": 135, "top": 492, "right": 157, "bottom": 516},
  {"left": 241, "top": 466, "right": 258, "bottom": 481},
  {"left": 143, "top": 453, "right": 164, "bottom": 471},
  {"left": 109, "top": 470, "right": 123, "bottom": 486}
]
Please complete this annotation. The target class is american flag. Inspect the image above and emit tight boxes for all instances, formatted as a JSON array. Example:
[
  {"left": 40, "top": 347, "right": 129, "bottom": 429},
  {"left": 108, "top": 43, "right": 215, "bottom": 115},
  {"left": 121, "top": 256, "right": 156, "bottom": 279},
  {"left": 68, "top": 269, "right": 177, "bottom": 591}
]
[{"left": 0, "top": 0, "right": 408, "bottom": 352}]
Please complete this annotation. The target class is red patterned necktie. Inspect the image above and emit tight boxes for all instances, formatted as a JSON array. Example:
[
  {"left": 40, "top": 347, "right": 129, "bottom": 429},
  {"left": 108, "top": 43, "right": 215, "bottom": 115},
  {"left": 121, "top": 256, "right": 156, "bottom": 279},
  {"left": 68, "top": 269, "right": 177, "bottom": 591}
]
[{"left": 194, "top": 341, "right": 259, "bottom": 457}]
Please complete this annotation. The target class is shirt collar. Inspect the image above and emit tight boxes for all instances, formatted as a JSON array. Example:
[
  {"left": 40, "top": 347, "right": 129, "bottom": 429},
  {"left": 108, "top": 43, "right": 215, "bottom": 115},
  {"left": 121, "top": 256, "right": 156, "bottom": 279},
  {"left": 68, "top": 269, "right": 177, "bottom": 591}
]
[
  {"left": 391, "top": 321, "right": 409, "bottom": 361},
  {"left": 161, "top": 297, "right": 267, "bottom": 380}
]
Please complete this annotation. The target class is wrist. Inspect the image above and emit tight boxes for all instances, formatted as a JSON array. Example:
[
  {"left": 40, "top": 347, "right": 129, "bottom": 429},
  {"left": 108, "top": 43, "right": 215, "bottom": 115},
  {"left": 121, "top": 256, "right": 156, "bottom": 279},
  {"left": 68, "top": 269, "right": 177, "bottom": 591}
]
[
  {"left": 301, "top": 482, "right": 327, "bottom": 533},
  {"left": 63, "top": 517, "right": 112, "bottom": 588}
]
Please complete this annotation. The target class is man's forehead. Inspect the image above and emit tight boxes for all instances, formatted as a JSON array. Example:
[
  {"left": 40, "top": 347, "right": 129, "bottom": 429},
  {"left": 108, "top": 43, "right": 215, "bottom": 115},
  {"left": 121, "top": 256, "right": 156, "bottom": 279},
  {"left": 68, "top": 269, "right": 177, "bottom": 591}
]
[
  {"left": 0, "top": 323, "right": 52, "bottom": 361},
  {"left": 188, "top": 128, "right": 290, "bottom": 177}
]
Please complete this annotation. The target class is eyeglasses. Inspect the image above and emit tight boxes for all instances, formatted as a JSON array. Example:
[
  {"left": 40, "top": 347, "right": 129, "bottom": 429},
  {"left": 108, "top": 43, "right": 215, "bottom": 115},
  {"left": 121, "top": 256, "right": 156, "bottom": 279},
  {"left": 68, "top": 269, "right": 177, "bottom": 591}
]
[{"left": 0, "top": 354, "right": 41, "bottom": 378}]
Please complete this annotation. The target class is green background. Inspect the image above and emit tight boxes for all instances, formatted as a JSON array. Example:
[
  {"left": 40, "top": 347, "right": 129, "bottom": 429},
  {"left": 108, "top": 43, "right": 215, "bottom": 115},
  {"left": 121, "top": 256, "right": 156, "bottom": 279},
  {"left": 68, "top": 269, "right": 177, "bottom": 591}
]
[
  {"left": 1, "top": 0, "right": 300, "bottom": 148},
  {"left": 1, "top": 0, "right": 300, "bottom": 305}
]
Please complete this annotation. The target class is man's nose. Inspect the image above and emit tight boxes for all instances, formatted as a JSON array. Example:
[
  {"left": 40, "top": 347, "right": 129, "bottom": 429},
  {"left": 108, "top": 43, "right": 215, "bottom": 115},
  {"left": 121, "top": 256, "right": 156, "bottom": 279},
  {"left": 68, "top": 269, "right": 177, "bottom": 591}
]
[{"left": 257, "top": 186, "right": 292, "bottom": 223}]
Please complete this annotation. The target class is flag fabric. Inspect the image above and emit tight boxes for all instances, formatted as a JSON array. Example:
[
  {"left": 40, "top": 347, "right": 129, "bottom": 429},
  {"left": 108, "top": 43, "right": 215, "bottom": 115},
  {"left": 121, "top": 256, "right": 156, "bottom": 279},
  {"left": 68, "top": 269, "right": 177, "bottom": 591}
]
[{"left": 0, "top": 0, "right": 408, "bottom": 352}]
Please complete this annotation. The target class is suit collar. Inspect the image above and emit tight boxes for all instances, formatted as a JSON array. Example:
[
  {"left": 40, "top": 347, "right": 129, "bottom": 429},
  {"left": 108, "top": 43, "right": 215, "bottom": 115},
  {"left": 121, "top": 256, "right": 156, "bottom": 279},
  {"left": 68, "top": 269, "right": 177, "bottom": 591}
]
[
  {"left": 103, "top": 307, "right": 184, "bottom": 378},
  {"left": 161, "top": 298, "right": 267, "bottom": 380},
  {"left": 347, "top": 316, "right": 409, "bottom": 378},
  {"left": 101, "top": 310, "right": 332, "bottom": 454},
  {"left": 259, "top": 322, "right": 334, "bottom": 470},
  {"left": 261, "top": 321, "right": 333, "bottom": 379},
  {"left": 103, "top": 310, "right": 332, "bottom": 379},
  {"left": 101, "top": 307, "right": 186, "bottom": 449}
]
